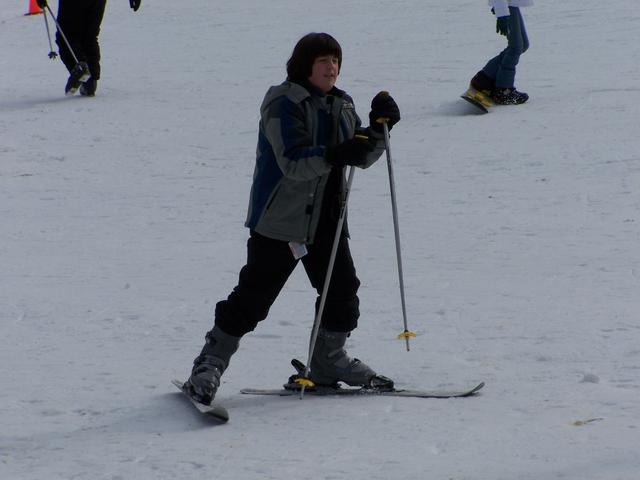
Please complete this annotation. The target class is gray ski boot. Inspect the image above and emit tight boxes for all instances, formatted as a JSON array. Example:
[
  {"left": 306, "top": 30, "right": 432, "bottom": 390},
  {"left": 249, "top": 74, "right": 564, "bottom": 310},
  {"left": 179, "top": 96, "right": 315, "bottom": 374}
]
[
  {"left": 302, "top": 328, "right": 393, "bottom": 390},
  {"left": 185, "top": 326, "right": 240, "bottom": 405}
]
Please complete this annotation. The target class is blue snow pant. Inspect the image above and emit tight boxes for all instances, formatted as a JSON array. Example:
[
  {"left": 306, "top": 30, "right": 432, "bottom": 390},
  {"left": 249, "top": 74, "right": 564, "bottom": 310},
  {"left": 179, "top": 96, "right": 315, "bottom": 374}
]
[{"left": 482, "top": 7, "right": 529, "bottom": 88}]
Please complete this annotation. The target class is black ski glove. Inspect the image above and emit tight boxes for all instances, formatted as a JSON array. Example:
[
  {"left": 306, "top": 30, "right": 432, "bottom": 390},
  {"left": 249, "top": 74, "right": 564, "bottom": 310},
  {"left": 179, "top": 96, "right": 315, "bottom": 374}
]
[
  {"left": 326, "top": 136, "right": 375, "bottom": 168},
  {"left": 36, "top": 0, "right": 47, "bottom": 8},
  {"left": 496, "top": 16, "right": 510, "bottom": 36},
  {"left": 369, "top": 91, "right": 400, "bottom": 133},
  {"left": 130, "top": 0, "right": 141, "bottom": 12}
]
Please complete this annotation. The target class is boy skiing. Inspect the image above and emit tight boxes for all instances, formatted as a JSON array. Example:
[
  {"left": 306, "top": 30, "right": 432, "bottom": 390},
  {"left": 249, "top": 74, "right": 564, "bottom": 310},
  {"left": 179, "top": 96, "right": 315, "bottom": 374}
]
[
  {"left": 183, "top": 33, "right": 401, "bottom": 406},
  {"left": 466, "top": 0, "right": 533, "bottom": 108}
]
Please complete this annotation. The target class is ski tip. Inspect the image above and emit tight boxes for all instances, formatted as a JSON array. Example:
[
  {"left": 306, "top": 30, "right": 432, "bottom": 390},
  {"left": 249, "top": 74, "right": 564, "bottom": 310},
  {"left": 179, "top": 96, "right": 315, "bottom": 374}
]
[
  {"left": 172, "top": 379, "right": 230, "bottom": 423},
  {"left": 460, "top": 95, "right": 489, "bottom": 114},
  {"left": 467, "top": 381, "right": 485, "bottom": 395},
  {"left": 171, "top": 379, "right": 185, "bottom": 389}
]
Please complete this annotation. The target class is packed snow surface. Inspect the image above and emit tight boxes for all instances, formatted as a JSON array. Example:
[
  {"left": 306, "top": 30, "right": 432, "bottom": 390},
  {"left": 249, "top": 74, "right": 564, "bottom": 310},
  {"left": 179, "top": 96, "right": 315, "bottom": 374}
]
[{"left": 1, "top": 1, "right": 639, "bottom": 479}]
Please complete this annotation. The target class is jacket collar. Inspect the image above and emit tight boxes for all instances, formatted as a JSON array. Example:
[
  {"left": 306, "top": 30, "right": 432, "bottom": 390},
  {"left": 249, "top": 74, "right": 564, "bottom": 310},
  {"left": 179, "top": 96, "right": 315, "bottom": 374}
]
[{"left": 292, "top": 80, "right": 345, "bottom": 99}]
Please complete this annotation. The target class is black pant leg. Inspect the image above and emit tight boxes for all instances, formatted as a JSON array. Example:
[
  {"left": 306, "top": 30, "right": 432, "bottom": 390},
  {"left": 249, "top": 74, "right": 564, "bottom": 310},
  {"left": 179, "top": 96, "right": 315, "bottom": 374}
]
[
  {"left": 214, "top": 233, "right": 298, "bottom": 337},
  {"left": 83, "top": 0, "right": 106, "bottom": 80},
  {"left": 55, "top": 0, "right": 83, "bottom": 73},
  {"left": 302, "top": 234, "right": 361, "bottom": 333},
  {"left": 55, "top": 0, "right": 105, "bottom": 78}
]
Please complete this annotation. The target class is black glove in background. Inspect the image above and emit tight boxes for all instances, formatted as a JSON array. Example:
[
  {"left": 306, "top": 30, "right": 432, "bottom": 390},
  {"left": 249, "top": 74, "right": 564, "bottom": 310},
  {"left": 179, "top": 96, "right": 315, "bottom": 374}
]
[{"left": 496, "top": 16, "right": 510, "bottom": 36}]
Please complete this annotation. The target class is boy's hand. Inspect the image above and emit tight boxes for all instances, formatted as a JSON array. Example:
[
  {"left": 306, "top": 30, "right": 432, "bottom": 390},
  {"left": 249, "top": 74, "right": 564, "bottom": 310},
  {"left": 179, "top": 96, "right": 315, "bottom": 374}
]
[
  {"left": 369, "top": 91, "right": 400, "bottom": 132},
  {"left": 326, "top": 137, "right": 375, "bottom": 167}
]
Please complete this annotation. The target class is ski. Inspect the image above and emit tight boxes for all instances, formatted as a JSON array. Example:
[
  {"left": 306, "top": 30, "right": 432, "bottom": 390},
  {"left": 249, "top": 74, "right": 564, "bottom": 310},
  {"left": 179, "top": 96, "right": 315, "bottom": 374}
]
[
  {"left": 460, "top": 87, "right": 492, "bottom": 113},
  {"left": 241, "top": 381, "right": 484, "bottom": 399},
  {"left": 171, "top": 379, "right": 229, "bottom": 423}
]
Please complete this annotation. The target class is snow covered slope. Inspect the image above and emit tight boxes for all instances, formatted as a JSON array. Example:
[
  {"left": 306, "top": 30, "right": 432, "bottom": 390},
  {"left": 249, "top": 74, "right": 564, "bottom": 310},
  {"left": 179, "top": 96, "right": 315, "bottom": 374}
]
[{"left": 1, "top": 1, "right": 639, "bottom": 479}]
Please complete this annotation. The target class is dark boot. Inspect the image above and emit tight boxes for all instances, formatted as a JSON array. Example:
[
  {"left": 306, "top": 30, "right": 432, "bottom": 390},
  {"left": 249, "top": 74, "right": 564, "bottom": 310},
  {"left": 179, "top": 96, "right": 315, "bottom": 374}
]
[
  {"left": 185, "top": 326, "right": 240, "bottom": 405},
  {"left": 80, "top": 78, "right": 97, "bottom": 97},
  {"left": 491, "top": 87, "right": 529, "bottom": 105},
  {"left": 308, "top": 328, "right": 393, "bottom": 389},
  {"left": 65, "top": 62, "right": 90, "bottom": 96}
]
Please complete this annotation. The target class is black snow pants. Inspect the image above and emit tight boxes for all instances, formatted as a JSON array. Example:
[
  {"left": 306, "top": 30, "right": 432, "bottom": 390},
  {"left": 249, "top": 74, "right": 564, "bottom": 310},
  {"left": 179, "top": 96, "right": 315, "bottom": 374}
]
[
  {"left": 214, "top": 231, "right": 361, "bottom": 338},
  {"left": 56, "top": 0, "right": 107, "bottom": 80}
]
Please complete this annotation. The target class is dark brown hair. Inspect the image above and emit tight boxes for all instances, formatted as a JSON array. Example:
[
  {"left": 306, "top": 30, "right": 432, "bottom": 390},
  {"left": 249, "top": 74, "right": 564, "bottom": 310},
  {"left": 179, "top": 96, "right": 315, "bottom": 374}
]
[{"left": 286, "top": 33, "right": 342, "bottom": 83}]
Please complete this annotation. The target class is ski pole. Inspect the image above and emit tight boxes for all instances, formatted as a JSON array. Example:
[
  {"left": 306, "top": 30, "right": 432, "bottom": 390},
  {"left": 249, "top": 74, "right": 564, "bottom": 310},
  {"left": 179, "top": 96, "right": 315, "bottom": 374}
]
[
  {"left": 297, "top": 165, "right": 357, "bottom": 399},
  {"left": 43, "top": 4, "right": 81, "bottom": 65},
  {"left": 42, "top": 7, "right": 58, "bottom": 59},
  {"left": 381, "top": 120, "right": 415, "bottom": 351}
]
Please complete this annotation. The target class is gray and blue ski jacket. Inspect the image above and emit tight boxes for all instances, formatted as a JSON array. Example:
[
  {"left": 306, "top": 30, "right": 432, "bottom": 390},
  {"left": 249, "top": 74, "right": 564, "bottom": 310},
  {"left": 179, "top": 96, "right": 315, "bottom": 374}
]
[{"left": 245, "top": 81, "right": 385, "bottom": 244}]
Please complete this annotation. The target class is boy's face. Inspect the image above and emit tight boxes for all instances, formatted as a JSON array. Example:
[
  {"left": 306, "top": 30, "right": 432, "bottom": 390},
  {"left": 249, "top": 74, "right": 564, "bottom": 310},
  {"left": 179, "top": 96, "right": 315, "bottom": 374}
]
[{"left": 308, "top": 54, "right": 340, "bottom": 93}]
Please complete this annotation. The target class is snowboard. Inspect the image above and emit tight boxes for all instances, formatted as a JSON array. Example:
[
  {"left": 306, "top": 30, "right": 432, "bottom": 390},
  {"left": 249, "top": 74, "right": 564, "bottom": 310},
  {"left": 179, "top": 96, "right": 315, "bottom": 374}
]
[
  {"left": 460, "top": 87, "right": 493, "bottom": 113},
  {"left": 241, "top": 381, "right": 484, "bottom": 399},
  {"left": 171, "top": 379, "right": 229, "bottom": 423}
]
